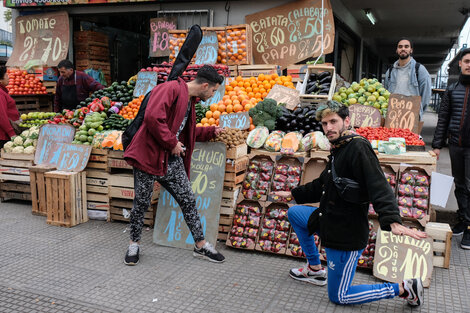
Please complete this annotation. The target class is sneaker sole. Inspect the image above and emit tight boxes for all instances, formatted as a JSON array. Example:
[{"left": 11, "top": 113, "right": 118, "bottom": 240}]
[
  {"left": 193, "top": 252, "right": 225, "bottom": 263},
  {"left": 453, "top": 232, "right": 464, "bottom": 236},
  {"left": 289, "top": 273, "right": 327, "bottom": 286},
  {"left": 460, "top": 243, "right": 470, "bottom": 250},
  {"left": 124, "top": 260, "right": 139, "bottom": 266}
]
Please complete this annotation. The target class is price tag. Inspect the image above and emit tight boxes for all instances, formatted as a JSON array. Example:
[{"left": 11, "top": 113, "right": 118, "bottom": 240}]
[
  {"left": 149, "top": 17, "right": 177, "bottom": 57},
  {"left": 349, "top": 104, "right": 382, "bottom": 128},
  {"left": 194, "top": 31, "right": 218, "bottom": 65},
  {"left": 7, "top": 11, "right": 69, "bottom": 67},
  {"left": 154, "top": 142, "right": 226, "bottom": 250},
  {"left": 35, "top": 124, "right": 75, "bottom": 166},
  {"left": 266, "top": 84, "right": 300, "bottom": 110},
  {"left": 219, "top": 112, "right": 251, "bottom": 130},
  {"left": 55, "top": 143, "right": 92, "bottom": 172},
  {"left": 373, "top": 229, "right": 433, "bottom": 287},
  {"left": 246, "top": 0, "right": 335, "bottom": 69},
  {"left": 133, "top": 71, "right": 158, "bottom": 97},
  {"left": 385, "top": 94, "right": 421, "bottom": 133}
]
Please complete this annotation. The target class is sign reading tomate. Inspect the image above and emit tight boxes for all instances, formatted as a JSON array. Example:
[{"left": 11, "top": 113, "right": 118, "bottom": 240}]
[
  {"left": 245, "top": 0, "right": 335, "bottom": 69},
  {"left": 7, "top": 11, "right": 69, "bottom": 68},
  {"left": 149, "top": 17, "right": 177, "bottom": 57}
]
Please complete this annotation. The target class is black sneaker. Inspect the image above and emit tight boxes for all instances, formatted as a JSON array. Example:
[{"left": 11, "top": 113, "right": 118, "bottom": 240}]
[
  {"left": 461, "top": 228, "right": 470, "bottom": 250},
  {"left": 403, "top": 278, "right": 424, "bottom": 306},
  {"left": 124, "top": 243, "right": 140, "bottom": 265},
  {"left": 193, "top": 242, "right": 225, "bottom": 263},
  {"left": 452, "top": 221, "right": 467, "bottom": 236}
]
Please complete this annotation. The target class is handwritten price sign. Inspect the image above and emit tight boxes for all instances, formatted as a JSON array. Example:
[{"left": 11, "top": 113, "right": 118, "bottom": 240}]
[
  {"left": 349, "top": 104, "right": 382, "bottom": 128},
  {"left": 385, "top": 94, "right": 421, "bottom": 133},
  {"left": 133, "top": 71, "right": 158, "bottom": 97},
  {"left": 373, "top": 229, "right": 433, "bottom": 287},
  {"left": 35, "top": 124, "right": 75, "bottom": 166},
  {"left": 154, "top": 142, "right": 226, "bottom": 250},
  {"left": 246, "top": 0, "right": 335, "bottom": 69},
  {"left": 7, "top": 11, "right": 69, "bottom": 67},
  {"left": 149, "top": 17, "right": 177, "bottom": 57},
  {"left": 56, "top": 143, "right": 92, "bottom": 172},
  {"left": 195, "top": 31, "right": 218, "bottom": 65},
  {"left": 219, "top": 112, "right": 251, "bottom": 130}
]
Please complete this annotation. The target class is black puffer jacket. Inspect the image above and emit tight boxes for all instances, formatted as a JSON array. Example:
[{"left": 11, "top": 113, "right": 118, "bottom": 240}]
[
  {"left": 432, "top": 80, "right": 470, "bottom": 148},
  {"left": 291, "top": 137, "right": 402, "bottom": 251}
]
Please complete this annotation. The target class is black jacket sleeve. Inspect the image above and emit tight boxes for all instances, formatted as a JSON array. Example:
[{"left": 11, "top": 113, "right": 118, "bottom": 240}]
[
  {"left": 291, "top": 170, "right": 325, "bottom": 204},
  {"left": 350, "top": 140, "right": 402, "bottom": 230},
  {"left": 432, "top": 89, "right": 451, "bottom": 149}
]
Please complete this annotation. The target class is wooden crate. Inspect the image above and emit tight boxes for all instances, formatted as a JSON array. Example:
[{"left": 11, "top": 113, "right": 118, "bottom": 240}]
[
  {"left": 85, "top": 169, "right": 111, "bottom": 221},
  {"left": 228, "top": 65, "right": 238, "bottom": 77},
  {"left": 0, "top": 182, "right": 31, "bottom": 201},
  {"left": 12, "top": 95, "right": 53, "bottom": 113},
  {"left": 43, "top": 81, "right": 57, "bottom": 94},
  {"left": 218, "top": 213, "right": 233, "bottom": 241},
  {"left": 45, "top": 171, "right": 88, "bottom": 227},
  {"left": 220, "top": 187, "right": 240, "bottom": 215},
  {"left": 29, "top": 165, "right": 56, "bottom": 216},
  {"left": 226, "top": 144, "right": 248, "bottom": 159},
  {"left": 0, "top": 153, "right": 33, "bottom": 201},
  {"left": 286, "top": 64, "right": 308, "bottom": 83},
  {"left": 0, "top": 158, "right": 32, "bottom": 183},
  {"left": 110, "top": 198, "right": 156, "bottom": 227},
  {"left": 107, "top": 150, "right": 132, "bottom": 173},
  {"left": 299, "top": 65, "right": 336, "bottom": 101},
  {"left": 425, "top": 222, "right": 452, "bottom": 269},
  {"left": 237, "top": 65, "right": 281, "bottom": 78},
  {"left": 226, "top": 24, "right": 253, "bottom": 65},
  {"left": 86, "top": 149, "right": 108, "bottom": 170}
]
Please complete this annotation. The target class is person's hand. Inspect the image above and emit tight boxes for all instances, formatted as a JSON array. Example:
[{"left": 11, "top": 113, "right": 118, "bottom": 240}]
[
  {"left": 275, "top": 191, "right": 292, "bottom": 198},
  {"left": 214, "top": 126, "right": 224, "bottom": 136},
  {"left": 433, "top": 148, "right": 440, "bottom": 161},
  {"left": 171, "top": 141, "right": 185, "bottom": 157},
  {"left": 390, "top": 222, "right": 427, "bottom": 239}
]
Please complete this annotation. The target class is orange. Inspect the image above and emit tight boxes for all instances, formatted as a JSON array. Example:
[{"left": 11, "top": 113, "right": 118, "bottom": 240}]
[
  {"left": 262, "top": 92, "right": 268, "bottom": 98},
  {"left": 210, "top": 103, "right": 218, "bottom": 112},
  {"left": 264, "top": 74, "right": 272, "bottom": 81},
  {"left": 206, "top": 111, "right": 213, "bottom": 119},
  {"left": 222, "top": 95, "right": 230, "bottom": 101},
  {"left": 201, "top": 117, "right": 208, "bottom": 124},
  {"left": 244, "top": 103, "right": 252, "bottom": 111},
  {"left": 235, "top": 76, "right": 243, "bottom": 82},
  {"left": 258, "top": 73, "right": 265, "bottom": 81},
  {"left": 204, "top": 123, "right": 210, "bottom": 127},
  {"left": 216, "top": 119, "right": 220, "bottom": 126},
  {"left": 230, "top": 80, "right": 237, "bottom": 88},
  {"left": 226, "top": 104, "right": 233, "bottom": 113},
  {"left": 208, "top": 117, "right": 216, "bottom": 125},
  {"left": 218, "top": 104, "right": 226, "bottom": 112},
  {"left": 245, "top": 86, "right": 252, "bottom": 93},
  {"left": 249, "top": 124, "right": 255, "bottom": 131},
  {"left": 225, "top": 85, "right": 233, "bottom": 92},
  {"left": 233, "top": 104, "right": 243, "bottom": 113},
  {"left": 232, "top": 99, "right": 240, "bottom": 105},
  {"left": 221, "top": 112, "right": 228, "bottom": 115},
  {"left": 213, "top": 110, "right": 221, "bottom": 119},
  {"left": 224, "top": 99, "right": 232, "bottom": 106},
  {"left": 247, "top": 92, "right": 255, "bottom": 99},
  {"left": 196, "top": 123, "right": 203, "bottom": 127},
  {"left": 255, "top": 92, "right": 262, "bottom": 99}
]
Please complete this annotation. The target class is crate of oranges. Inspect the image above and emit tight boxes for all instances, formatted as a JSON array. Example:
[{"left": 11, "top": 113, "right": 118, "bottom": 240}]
[
  {"left": 226, "top": 24, "right": 252, "bottom": 65},
  {"left": 227, "top": 74, "right": 295, "bottom": 101},
  {"left": 169, "top": 30, "right": 188, "bottom": 63},
  {"left": 118, "top": 95, "right": 145, "bottom": 120}
]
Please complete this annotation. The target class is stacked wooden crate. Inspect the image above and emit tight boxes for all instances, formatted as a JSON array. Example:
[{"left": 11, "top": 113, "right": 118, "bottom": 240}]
[
  {"left": 74, "top": 31, "right": 111, "bottom": 84},
  {"left": 85, "top": 149, "right": 110, "bottom": 221},
  {"left": 218, "top": 144, "right": 248, "bottom": 241},
  {"left": 29, "top": 165, "right": 56, "bottom": 216},
  {"left": 0, "top": 149, "right": 34, "bottom": 201}
]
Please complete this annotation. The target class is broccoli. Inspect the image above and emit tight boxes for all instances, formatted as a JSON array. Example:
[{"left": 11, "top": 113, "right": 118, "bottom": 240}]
[
  {"left": 249, "top": 98, "right": 280, "bottom": 130},
  {"left": 264, "top": 119, "right": 276, "bottom": 130}
]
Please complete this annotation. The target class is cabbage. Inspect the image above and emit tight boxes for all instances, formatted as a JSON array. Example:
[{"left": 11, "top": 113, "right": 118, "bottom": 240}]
[
  {"left": 3, "top": 141, "right": 14, "bottom": 153},
  {"left": 12, "top": 146, "right": 24, "bottom": 153},
  {"left": 13, "top": 136, "right": 23, "bottom": 146},
  {"left": 24, "top": 146, "right": 35, "bottom": 154}
]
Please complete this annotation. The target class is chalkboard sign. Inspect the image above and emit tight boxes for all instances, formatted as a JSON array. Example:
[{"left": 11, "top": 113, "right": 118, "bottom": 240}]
[
  {"left": 200, "top": 80, "right": 225, "bottom": 107},
  {"left": 149, "top": 17, "right": 177, "bottom": 57},
  {"left": 373, "top": 229, "right": 433, "bottom": 288},
  {"left": 154, "top": 142, "right": 226, "bottom": 250},
  {"left": 195, "top": 31, "right": 218, "bottom": 65},
  {"left": 35, "top": 124, "right": 75, "bottom": 166},
  {"left": 349, "top": 104, "right": 382, "bottom": 128},
  {"left": 133, "top": 71, "right": 158, "bottom": 97},
  {"left": 219, "top": 112, "right": 251, "bottom": 130},
  {"left": 55, "top": 143, "right": 92, "bottom": 172},
  {"left": 7, "top": 11, "right": 70, "bottom": 67},
  {"left": 385, "top": 94, "right": 421, "bottom": 134},
  {"left": 266, "top": 84, "right": 300, "bottom": 110},
  {"left": 246, "top": 0, "right": 335, "bottom": 69}
]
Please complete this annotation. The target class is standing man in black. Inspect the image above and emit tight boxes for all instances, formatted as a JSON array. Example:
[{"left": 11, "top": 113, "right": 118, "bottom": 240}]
[{"left": 432, "top": 48, "right": 470, "bottom": 249}]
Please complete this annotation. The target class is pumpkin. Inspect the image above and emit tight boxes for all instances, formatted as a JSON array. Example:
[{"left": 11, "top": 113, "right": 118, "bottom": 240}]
[
  {"left": 281, "top": 132, "right": 302, "bottom": 154},
  {"left": 246, "top": 126, "right": 269, "bottom": 149}
]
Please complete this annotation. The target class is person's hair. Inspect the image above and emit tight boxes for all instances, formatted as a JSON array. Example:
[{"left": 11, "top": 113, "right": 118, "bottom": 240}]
[
  {"left": 397, "top": 38, "right": 413, "bottom": 49},
  {"left": 459, "top": 48, "right": 470, "bottom": 60},
  {"left": 0, "top": 66, "right": 6, "bottom": 80},
  {"left": 195, "top": 65, "right": 224, "bottom": 86},
  {"left": 316, "top": 100, "right": 349, "bottom": 121},
  {"left": 57, "top": 59, "right": 74, "bottom": 70}
]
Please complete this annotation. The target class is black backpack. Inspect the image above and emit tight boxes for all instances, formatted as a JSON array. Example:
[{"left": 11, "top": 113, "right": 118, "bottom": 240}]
[
  {"left": 387, "top": 61, "right": 421, "bottom": 82},
  {"left": 122, "top": 25, "right": 203, "bottom": 151}
]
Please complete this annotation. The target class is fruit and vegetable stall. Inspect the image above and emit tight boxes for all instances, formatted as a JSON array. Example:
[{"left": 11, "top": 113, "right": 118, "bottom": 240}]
[{"left": 1, "top": 20, "right": 447, "bottom": 275}]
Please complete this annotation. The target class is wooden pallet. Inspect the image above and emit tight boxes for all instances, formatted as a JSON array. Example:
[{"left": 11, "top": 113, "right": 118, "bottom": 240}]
[
  {"left": 45, "top": 171, "right": 88, "bottom": 227},
  {"left": 29, "top": 165, "right": 56, "bottom": 216},
  {"left": 425, "top": 222, "right": 452, "bottom": 269},
  {"left": 86, "top": 149, "right": 108, "bottom": 170},
  {"left": 43, "top": 81, "right": 57, "bottom": 94},
  {"left": 217, "top": 213, "right": 233, "bottom": 241},
  {"left": 0, "top": 158, "right": 32, "bottom": 182},
  {"left": 0, "top": 182, "right": 31, "bottom": 201},
  {"left": 85, "top": 169, "right": 110, "bottom": 221},
  {"left": 109, "top": 198, "right": 156, "bottom": 227},
  {"left": 220, "top": 187, "right": 240, "bottom": 215}
]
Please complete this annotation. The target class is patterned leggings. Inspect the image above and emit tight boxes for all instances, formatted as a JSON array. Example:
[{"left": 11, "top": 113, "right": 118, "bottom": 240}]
[{"left": 130, "top": 156, "right": 204, "bottom": 243}]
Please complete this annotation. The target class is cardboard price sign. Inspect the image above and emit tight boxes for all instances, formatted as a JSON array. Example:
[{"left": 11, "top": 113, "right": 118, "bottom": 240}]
[
  {"left": 349, "top": 104, "right": 382, "bottom": 128},
  {"left": 266, "top": 84, "right": 300, "bottom": 110},
  {"left": 35, "top": 124, "right": 75, "bottom": 166},
  {"left": 246, "top": 0, "right": 335, "bottom": 69},
  {"left": 200, "top": 80, "right": 225, "bottom": 107},
  {"left": 154, "top": 142, "right": 226, "bottom": 250},
  {"left": 373, "top": 229, "right": 434, "bottom": 288},
  {"left": 55, "top": 143, "right": 92, "bottom": 172},
  {"left": 7, "top": 11, "right": 69, "bottom": 67},
  {"left": 133, "top": 71, "right": 158, "bottom": 97},
  {"left": 149, "top": 17, "right": 177, "bottom": 57},
  {"left": 195, "top": 31, "right": 218, "bottom": 65},
  {"left": 219, "top": 112, "right": 251, "bottom": 130},
  {"left": 385, "top": 94, "right": 421, "bottom": 133}
]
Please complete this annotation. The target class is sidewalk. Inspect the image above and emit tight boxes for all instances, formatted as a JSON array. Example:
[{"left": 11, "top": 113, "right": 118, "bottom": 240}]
[{"left": 1, "top": 200, "right": 469, "bottom": 313}]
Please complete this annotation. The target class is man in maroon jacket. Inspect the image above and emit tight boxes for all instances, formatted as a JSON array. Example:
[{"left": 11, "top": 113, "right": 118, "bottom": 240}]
[{"left": 124, "top": 65, "right": 225, "bottom": 265}]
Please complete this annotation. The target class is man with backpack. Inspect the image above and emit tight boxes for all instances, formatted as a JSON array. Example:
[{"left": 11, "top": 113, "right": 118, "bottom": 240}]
[
  {"left": 384, "top": 38, "right": 432, "bottom": 119},
  {"left": 123, "top": 65, "right": 225, "bottom": 265}
]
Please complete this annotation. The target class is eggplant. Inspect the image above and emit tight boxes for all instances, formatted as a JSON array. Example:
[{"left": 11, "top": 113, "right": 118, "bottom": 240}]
[
  {"left": 306, "top": 81, "right": 316, "bottom": 89},
  {"left": 319, "top": 76, "right": 332, "bottom": 84},
  {"left": 309, "top": 73, "right": 318, "bottom": 81},
  {"left": 293, "top": 107, "right": 303, "bottom": 115},
  {"left": 277, "top": 116, "right": 289, "bottom": 125},
  {"left": 290, "top": 120, "right": 298, "bottom": 128},
  {"left": 297, "top": 114, "right": 305, "bottom": 121},
  {"left": 302, "top": 107, "right": 310, "bottom": 115},
  {"left": 304, "top": 124, "right": 311, "bottom": 131},
  {"left": 299, "top": 129, "right": 306, "bottom": 135},
  {"left": 318, "top": 71, "right": 330, "bottom": 79},
  {"left": 285, "top": 122, "right": 291, "bottom": 129},
  {"left": 314, "top": 125, "right": 323, "bottom": 131}
]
